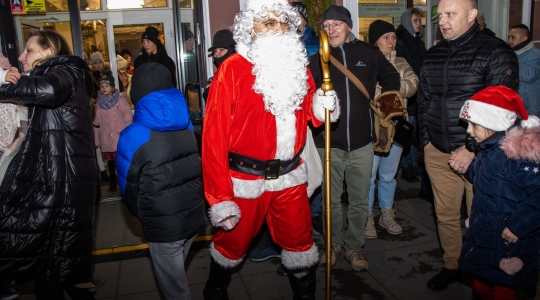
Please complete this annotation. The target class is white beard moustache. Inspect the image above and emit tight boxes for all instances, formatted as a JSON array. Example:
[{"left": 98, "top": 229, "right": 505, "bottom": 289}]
[{"left": 249, "top": 31, "right": 309, "bottom": 117}]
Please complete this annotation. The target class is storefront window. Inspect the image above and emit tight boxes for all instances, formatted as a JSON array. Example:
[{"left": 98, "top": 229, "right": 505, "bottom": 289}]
[
  {"left": 357, "top": 0, "right": 407, "bottom": 42},
  {"left": 45, "top": 0, "right": 101, "bottom": 12},
  {"left": 107, "top": 0, "right": 167, "bottom": 9},
  {"left": 179, "top": 0, "right": 193, "bottom": 8}
]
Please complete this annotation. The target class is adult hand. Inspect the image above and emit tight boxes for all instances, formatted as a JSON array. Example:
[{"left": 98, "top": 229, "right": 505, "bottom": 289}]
[
  {"left": 448, "top": 145, "right": 475, "bottom": 174},
  {"left": 317, "top": 89, "right": 336, "bottom": 111},
  {"left": 502, "top": 227, "right": 519, "bottom": 243},
  {"left": 5, "top": 67, "right": 21, "bottom": 84},
  {"left": 217, "top": 215, "right": 239, "bottom": 231}
]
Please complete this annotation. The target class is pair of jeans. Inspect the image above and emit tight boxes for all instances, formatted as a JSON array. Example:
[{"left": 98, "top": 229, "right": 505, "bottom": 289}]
[
  {"left": 309, "top": 188, "right": 322, "bottom": 217},
  {"left": 368, "top": 144, "right": 403, "bottom": 212},
  {"left": 149, "top": 235, "right": 196, "bottom": 300},
  {"left": 399, "top": 115, "right": 418, "bottom": 167},
  {"left": 317, "top": 144, "right": 374, "bottom": 252}
]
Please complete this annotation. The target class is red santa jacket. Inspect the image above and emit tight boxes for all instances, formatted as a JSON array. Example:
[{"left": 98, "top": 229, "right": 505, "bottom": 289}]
[{"left": 202, "top": 52, "right": 323, "bottom": 207}]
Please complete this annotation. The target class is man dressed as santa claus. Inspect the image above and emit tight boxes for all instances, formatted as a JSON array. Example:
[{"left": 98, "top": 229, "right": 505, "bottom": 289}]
[{"left": 201, "top": 0, "right": 339, "bottom": 299}]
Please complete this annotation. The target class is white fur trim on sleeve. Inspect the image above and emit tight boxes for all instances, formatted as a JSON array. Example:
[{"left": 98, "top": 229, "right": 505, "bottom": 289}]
[
  {"left": 313, "top": 89, "right": 340, "bottom": 123},
  {"left": 281, "top": 244, "right": 319, "bottom": 269},
  {"left": 208, "top": 201, "right": 241, "bottom": 227},
  {"left": 0, "top": 69, "right": 7, "bottom": 84}
]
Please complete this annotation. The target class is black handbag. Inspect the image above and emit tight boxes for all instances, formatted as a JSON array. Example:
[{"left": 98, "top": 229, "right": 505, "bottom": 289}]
[{"left": 393, "top": 118, "right": 414, "bottom": 148}]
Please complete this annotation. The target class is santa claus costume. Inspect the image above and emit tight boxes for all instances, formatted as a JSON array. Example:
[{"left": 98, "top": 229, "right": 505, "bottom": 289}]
[{"left": 201, "top": 0, "right": 339, "bottom": 299}]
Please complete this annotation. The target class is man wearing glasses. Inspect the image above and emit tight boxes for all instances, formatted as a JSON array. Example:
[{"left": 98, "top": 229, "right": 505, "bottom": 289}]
[
  {"left": 201, "top": 0, "right": 339, "bottom": 299},
  {"left": 309, "top": 5, "right": 400, "bottom": 272}
]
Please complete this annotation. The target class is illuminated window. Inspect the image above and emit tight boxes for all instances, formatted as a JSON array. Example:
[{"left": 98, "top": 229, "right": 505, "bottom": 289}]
[{"left": 107, "top": 0, "right": 167, "bottom": 9}]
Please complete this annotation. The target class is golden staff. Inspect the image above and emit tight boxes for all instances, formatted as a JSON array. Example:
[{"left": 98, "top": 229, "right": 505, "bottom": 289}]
[{"left": 319, "top": 29, "right": 332, "bottom": 300}]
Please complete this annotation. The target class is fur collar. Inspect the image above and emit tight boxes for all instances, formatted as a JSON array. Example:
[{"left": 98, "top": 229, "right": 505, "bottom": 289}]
[{"left": 500, "top": 126, "right": 540, "bottom": 163}]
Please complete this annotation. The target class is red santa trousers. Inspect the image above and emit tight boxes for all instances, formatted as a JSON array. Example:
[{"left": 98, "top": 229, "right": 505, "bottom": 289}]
[
  {"left": 473, "top": 279, "right": 517, "bottom": 300},
  {"left": 211, "top": 184, "right": 316, "bottom": 269}
]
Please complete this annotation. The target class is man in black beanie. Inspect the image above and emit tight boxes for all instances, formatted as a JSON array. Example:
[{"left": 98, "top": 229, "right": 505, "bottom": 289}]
[
  {"left": 117, "top": 62, "right": 204, "bottom": 300},
  {"left": 395, "top": 7, "right": 427, "bottom": 184},
  {"left": 133, "top": 26, "right": 178, "bottom": 87},
  {"left": 203, "top": 29, "right": 237, "bottom": 101},
  {"left": 309, "top": 5, "right": 400, "bottom": 272}
]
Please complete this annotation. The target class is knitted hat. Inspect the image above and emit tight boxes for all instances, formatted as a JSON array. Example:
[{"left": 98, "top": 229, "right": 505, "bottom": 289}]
[
  {"left": 208, "top": 29, "right": 236, "bottom": 52},
  {"left": 368, "top": 20, "right": 396, "bottom": 46},
  {"left": 130, "top": 62, "right": 172, "bottom": 104},
  {"left": 459, "top": 86, "right": 540, "bottom": 131},
  {"left": 322, "top": 5, "right": 353, "bottom": 29},
  {"left": 141, "top": 26, "right": 161, "bottom": 47},
  {"left": 116, "top": 54, "right": 128, "bottom": 69},
  {"left": 291, "top": 2, "right": 308, "bottom": 23},
  {"left": 90, "top": 52, "right": 104, "bottom": 64},
  {"left": 183, "top": 27, "right": 195, "bottom": 42},
  {"left": 99, "top": 70, "right": 115, "bottom": 88}
]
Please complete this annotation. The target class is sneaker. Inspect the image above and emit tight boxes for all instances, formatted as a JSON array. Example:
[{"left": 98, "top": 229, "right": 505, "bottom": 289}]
[
  {"left": 426, "top": 268, "right": 460, "bottom": 291},
  {"left": 378, "top": 209, "right": 403, "bottom": 235},
  {"left": 365, "top": 212, "right": 377, "bottom": 239},
  {"left": 400, "top": 165, "right": 419, "bottom": 183},
  {"left": 249, "top": 245, "right": 280, "bottom": 262},
  {"left": 311, "top": 216, "right": 323, "bottom": 236},
  {"left": 276, "top": 263, "right": 288, "bottom": 276},
  {"left": 319, "top": 243, "right": 342, "bottom": 267},
  {"left": 345, "top": 251, "right": 368, "bottom": 272}
]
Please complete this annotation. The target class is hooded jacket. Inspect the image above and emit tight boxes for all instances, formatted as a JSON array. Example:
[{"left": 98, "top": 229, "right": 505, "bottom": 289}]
[
  {"left": 417, "top": 24, "right": 519, "bottom": 153},
  {"left": 134, "top": 47, "right": 178, "bottom": 88},
  {"left": 0, "top": 56, "right": 97, "bottom": 282},
  {"left": 459, "top": 127, "right": 540, "bottom": 297},
  {"left": 117, "top": 88, "right": 204, "bottom": 243},
  {"left": 515, "top": 42, "right": 540, "bottom": 115},
  {"left": 309, "top": 38, "right": 401, "bottom": 151}
]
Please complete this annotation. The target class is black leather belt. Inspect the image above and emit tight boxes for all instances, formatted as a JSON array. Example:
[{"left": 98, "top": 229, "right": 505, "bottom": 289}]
[{"left": 228, "top": 149, "right": 303, "bottom": 180}]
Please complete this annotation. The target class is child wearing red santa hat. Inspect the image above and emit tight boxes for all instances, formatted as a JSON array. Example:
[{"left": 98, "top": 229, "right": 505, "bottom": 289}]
[{"left": 454, "top": 86, "right": 540, "bottom": 299}]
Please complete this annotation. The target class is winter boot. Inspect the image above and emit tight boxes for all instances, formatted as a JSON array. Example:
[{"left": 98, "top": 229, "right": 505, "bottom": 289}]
[
  {"left": 319, "top": 243, "right": 342, "bottom": 267},
  {"left": 286, "top": 264, "right": 317, "bottom": 300},
  {"left": 100, "top": 170, "right": 110, "bottom": 182},
  {"left": 203, "top": 259, "right": 232, "bottom": 300},
  {"left": 107, "top": 160, "right": 117, "bottom": 192},
  {"left": 365, "top": 212, "right": 377, "bottom": 239},
  {"left": 378, "top": 209, "right": 403, "bottom": 235}
]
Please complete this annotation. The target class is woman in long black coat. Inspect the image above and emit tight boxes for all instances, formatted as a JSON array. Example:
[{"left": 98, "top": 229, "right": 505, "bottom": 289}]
[{"left": 0, "top": 30, "right": 97, "bottom": 299}]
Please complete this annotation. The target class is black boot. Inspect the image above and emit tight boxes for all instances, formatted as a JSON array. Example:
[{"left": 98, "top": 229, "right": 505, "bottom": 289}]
[
  {"left": 287, "top": 264, "right": 317, "bottom": 300},
  {"left": 107, "top": 161, "right": 117, "bottom": 192},
  {"left": 203, "top": 259, "right": 232, "bottom": 300},
  {"left": 426, "top": 268, "right": 460, "bottom": 291},
  {"left": 100, "top": 170, "right": 110, "bottom": 182}
]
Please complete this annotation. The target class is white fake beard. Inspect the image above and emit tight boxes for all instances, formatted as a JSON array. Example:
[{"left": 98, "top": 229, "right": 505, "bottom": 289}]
[
  {"left": 248, "top": 31, "right": 309, "bottom": 160},
  {"left": 249, "top": 31, "right": 308, "bottom": 117}
]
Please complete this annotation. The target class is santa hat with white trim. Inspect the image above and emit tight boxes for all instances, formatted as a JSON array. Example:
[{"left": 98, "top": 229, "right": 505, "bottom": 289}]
[{"left": 459, "top": 86, "right": 540, "bottom": 131}]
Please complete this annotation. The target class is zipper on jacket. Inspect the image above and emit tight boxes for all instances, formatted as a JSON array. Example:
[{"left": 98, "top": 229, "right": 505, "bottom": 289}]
[
  {"left": 441, "top": 48, "right": 453, "bottom": 151},
  {"left": 339, "top": 46, "right": 351, "bottom": 151}
]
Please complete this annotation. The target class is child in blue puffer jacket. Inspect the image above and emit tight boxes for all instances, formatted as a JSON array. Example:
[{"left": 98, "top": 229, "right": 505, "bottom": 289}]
[{"left": 452, "top": 86, "right": 540, "bottom": 299}]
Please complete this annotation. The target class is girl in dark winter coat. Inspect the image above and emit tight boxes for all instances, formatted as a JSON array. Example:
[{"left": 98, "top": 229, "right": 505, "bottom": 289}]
[
  {"left": 0, "top": 30, "right": 97, "bottom": 299},
  {"left": 454, "top": 86, "right": 540, "bottom": 299}
]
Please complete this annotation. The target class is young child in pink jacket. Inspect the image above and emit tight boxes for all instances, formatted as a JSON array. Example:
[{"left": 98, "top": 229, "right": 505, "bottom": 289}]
[{"left": 93, "top": 70, "right": 133, "bottom": 192}]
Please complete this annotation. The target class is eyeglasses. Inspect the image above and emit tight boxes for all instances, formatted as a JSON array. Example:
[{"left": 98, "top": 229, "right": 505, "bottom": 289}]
[{"left": 321, "top": 21, "right": 344, "bottom": 31}]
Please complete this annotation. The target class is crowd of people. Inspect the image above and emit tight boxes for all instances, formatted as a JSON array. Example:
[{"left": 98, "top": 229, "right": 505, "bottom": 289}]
[{"left": 0, "top": 0, "right": 539, "bottom": 299}]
